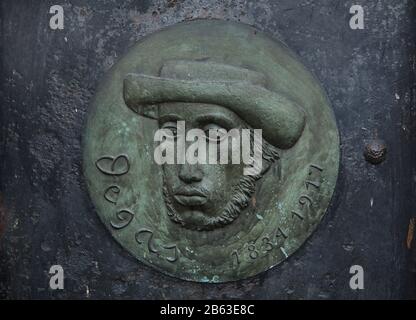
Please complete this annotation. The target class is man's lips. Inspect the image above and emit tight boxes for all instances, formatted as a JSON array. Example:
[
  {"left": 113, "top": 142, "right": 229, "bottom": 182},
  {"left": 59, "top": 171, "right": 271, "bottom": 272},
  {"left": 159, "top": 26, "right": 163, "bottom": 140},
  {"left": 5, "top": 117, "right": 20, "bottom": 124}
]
[{"left": 173, "top": 188, "right": 208, "bottom": 206}]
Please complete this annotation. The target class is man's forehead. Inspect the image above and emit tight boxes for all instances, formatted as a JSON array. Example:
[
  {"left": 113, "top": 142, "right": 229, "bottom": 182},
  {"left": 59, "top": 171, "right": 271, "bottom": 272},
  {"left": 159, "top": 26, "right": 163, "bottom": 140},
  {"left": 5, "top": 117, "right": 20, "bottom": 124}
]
[{"left": 158, "top": 102, "right": 243, "bottom": 126}]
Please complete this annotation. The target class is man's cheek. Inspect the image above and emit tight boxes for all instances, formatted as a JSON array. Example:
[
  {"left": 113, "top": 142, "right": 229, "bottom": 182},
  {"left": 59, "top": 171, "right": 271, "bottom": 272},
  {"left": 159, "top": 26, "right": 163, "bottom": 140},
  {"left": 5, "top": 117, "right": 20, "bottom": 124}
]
[
  {"left": 224, "top": 163, "right": 244, "bottom": 185},
  {"left": 163, "top": 166, "right": 179, "bottom": 187},
  {"left": 204, "top": 168, "right": 227, "bottom": 197}
]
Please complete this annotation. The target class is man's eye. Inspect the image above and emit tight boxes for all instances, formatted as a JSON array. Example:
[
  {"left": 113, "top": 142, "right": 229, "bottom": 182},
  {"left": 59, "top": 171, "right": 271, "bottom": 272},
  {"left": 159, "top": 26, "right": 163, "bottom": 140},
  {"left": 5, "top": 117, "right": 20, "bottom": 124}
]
[
  {"left": 203, "top": 124, "right": 226, "bottom": 142},
  {"left": 164, "top": 128, "right": 177, "bottom": 139},
  {"left": 167, "top": 128, "right": 177, "bottom": 136},
  {"left": 161, "top": 122, "right": 178, "bottom": 138}
]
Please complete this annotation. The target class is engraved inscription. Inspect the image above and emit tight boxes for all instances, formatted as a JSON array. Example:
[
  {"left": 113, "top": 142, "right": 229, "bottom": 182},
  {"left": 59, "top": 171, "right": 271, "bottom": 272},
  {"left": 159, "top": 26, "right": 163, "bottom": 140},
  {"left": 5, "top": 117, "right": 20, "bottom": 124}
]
[
  {"left": 231, "top": 250, "right": 240, "bottom": 266},
  {"left": 95, "top": 154, "right": 130, "bottom": 176},
  {"left": 110, "top": 209, "right": 134, "bottom": 229},
  {"left": 163, "top": 244, "right": 179, "bottom": 263},
  {"left": 104, "top": 185, "right": 121, "bottom": 204},
  {"left": 291, "top": 164, "right": 324, "bottom": 223},
  {"left": 291, "top": 210, "right": 305, "bottom": 221},
  {"left": 231, "top": 163, "right": 324, "bottom": 268},
  {"left": 135, "top": 228, "right": 158, "bottom": 253},
  {"left": 232, "top": 231, "right": 290, "bottom": 268},
  {"left": 135, "top": 229, "right": 180, "bottom": 262}
]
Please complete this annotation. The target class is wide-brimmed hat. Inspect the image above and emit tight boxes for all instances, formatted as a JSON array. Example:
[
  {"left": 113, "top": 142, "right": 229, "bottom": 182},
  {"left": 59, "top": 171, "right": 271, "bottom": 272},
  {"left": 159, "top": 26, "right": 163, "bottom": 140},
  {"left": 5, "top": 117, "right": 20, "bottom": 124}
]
[{"left": 123, "top": 60, "right": 305, "bottom": 149}]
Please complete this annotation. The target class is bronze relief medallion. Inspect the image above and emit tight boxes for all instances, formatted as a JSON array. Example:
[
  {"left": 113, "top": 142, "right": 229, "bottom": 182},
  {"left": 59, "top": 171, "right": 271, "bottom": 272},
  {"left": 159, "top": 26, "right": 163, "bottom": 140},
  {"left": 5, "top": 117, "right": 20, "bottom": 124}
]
[{"left": 83, "top": 20, "right": 339, "bottom": 282}]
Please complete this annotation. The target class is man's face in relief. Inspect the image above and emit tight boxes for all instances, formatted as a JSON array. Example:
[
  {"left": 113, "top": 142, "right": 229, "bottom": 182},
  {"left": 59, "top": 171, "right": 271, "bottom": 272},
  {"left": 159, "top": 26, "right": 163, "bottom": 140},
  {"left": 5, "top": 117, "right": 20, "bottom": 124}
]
[{"left": 158, "top": 102, "right": 251, "bottom": 231}]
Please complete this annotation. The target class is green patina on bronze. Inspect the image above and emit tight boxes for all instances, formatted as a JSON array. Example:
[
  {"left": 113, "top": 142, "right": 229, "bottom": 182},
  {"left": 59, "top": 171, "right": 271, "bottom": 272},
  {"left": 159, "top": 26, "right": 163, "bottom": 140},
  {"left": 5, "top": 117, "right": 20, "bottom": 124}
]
[{"left": 83, "top": 20, "right": 340, "bottom": 282}]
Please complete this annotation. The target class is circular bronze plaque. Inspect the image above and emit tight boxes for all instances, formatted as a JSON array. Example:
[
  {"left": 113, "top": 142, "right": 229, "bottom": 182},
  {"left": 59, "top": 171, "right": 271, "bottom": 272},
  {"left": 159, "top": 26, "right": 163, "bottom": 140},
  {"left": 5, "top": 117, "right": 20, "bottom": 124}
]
[{"left": 83, "top": 20, "right": 339, "bottom": 282}]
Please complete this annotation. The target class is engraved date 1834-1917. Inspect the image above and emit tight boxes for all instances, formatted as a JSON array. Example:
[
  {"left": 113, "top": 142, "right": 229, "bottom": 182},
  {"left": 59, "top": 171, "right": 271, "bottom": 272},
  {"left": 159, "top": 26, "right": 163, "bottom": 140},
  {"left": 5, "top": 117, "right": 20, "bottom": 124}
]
[{"left": 231, "top": 164, "right": 323, "bottom": 268}]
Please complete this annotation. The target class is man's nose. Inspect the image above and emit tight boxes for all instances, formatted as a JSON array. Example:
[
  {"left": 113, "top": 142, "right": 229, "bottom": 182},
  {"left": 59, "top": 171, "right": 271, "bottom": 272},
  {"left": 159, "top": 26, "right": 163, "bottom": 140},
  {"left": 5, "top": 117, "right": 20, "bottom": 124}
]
[{"left": 178, "top": 163, "right": 203, "bottom": 183}]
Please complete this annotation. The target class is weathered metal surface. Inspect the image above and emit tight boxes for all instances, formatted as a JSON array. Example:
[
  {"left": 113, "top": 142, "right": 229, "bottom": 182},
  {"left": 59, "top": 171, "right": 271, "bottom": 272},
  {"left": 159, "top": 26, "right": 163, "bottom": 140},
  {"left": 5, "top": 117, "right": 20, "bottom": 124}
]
[
  {"left": 83, "top": 20, "right": 339, "bottom": 282},
  {"left": 0, "top": 0, "right": 415, "bottom": 298}
]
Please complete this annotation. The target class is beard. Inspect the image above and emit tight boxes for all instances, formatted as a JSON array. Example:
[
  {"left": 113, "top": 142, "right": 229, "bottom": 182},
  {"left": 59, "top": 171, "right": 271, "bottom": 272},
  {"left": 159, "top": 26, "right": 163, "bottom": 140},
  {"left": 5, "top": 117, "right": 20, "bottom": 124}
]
[
  {"left": 162, "top": 136, "right": 280, "bottom": 231},
  {"left": 162, "top": 173, "right": 257, "bottom": 231}
]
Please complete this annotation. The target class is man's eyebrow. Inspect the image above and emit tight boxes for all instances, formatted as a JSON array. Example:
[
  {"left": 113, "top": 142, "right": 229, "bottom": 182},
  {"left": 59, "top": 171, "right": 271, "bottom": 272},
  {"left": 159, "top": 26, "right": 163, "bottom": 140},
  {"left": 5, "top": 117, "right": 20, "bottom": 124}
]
[
  {"left": 159, "top": 114, "right": 183, "bottom": 123},
  {"left": 196, "top": 113, "right": 238, "bottom": 129}
]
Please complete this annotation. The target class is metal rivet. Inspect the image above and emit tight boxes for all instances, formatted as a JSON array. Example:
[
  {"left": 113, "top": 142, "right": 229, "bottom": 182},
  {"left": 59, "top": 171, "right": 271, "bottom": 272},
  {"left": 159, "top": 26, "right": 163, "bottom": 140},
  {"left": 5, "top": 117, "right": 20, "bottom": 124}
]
[{"left": 364, "top": 139, "right": 387, "bottom": 164}]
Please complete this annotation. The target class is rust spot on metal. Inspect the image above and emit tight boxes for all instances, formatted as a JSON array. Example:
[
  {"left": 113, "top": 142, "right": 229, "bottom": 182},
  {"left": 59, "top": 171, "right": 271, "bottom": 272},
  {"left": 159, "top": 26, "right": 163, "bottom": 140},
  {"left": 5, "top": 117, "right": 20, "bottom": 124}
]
[{"left": 407, "top": 218, "right": 415, "bottom": 249}]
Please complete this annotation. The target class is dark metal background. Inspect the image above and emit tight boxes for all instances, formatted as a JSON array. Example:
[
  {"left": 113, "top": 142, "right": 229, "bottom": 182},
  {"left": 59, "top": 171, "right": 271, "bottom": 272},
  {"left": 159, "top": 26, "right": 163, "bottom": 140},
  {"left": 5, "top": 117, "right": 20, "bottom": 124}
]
[{"left": 0, "top": 0, "right": 415, "bottom": 299}]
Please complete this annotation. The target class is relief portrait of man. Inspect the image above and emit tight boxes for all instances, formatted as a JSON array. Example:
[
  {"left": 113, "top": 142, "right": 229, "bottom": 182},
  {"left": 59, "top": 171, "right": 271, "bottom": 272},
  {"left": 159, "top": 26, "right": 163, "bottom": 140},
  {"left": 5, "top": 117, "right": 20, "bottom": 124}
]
[
  {"left": 84, "top": 20, "right": 339, "bottom": 282},
  {"left": 123, "top": 59, "right": 306, "bottom": 232}
]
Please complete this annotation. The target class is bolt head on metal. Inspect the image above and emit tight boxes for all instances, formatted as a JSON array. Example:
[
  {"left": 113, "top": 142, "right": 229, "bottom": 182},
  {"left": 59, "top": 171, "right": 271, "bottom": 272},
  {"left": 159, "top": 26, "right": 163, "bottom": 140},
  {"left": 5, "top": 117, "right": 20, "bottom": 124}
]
[{"left": 364, "top": 139, "right": 387, "bottom": 165}]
